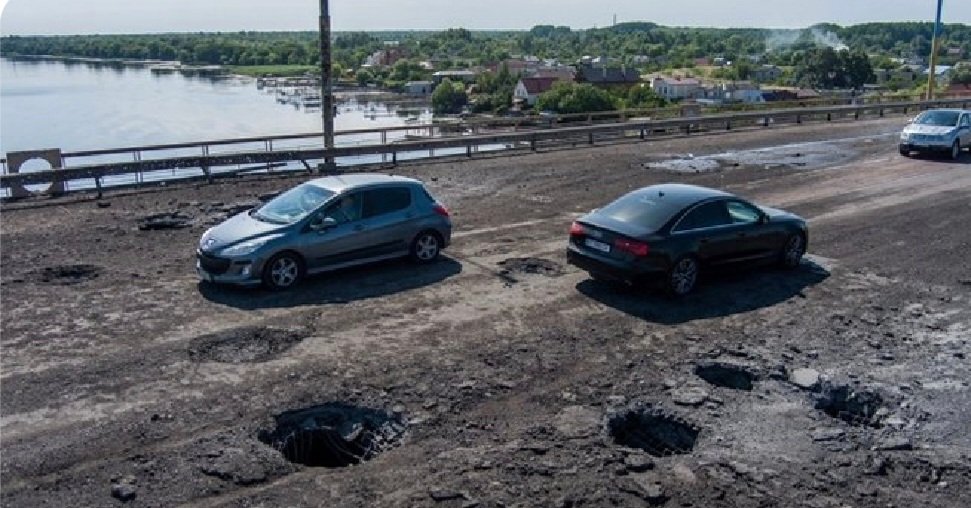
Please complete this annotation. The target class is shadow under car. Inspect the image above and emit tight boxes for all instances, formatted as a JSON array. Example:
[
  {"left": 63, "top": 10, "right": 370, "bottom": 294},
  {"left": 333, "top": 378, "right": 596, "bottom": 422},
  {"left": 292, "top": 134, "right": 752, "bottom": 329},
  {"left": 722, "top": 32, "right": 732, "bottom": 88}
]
[
  {"left": 576, "top": 258, "right": 831, "bottom": 325},
  {"left": 198, "top": 256, "right": 463, "bottom": 310}
]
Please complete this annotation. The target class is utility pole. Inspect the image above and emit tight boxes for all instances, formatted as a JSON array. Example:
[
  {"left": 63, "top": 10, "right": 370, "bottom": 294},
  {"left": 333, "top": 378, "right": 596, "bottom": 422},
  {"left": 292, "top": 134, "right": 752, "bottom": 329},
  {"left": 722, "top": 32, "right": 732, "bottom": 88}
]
[
  {"left": 927, "top": 0, "right": 944, "bottom": 100},
  {"left": 320, "top": 0, "right": 335, "bottom": 170}
]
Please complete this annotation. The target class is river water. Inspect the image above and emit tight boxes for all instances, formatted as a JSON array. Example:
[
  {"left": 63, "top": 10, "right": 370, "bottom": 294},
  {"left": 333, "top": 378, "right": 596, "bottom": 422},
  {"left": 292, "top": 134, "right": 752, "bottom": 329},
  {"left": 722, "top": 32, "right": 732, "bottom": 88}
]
[{"left": 0, "top": 57, "right": 442, "bottom": 193}]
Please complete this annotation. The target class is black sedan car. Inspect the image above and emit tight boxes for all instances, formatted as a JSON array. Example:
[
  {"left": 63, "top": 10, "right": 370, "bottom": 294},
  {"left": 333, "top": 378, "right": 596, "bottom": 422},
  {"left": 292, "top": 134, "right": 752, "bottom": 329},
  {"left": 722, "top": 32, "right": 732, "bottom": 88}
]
[{"left": 567, "top": 184, "right": 808, "bottom": 296}]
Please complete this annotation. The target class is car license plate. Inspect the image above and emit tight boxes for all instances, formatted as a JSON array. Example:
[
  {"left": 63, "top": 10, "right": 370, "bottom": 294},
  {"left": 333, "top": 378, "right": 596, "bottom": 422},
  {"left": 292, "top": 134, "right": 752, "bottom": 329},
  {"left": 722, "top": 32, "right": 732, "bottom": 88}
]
[{"left": 584, "top": 238, "right": 611, "bottom": 253}]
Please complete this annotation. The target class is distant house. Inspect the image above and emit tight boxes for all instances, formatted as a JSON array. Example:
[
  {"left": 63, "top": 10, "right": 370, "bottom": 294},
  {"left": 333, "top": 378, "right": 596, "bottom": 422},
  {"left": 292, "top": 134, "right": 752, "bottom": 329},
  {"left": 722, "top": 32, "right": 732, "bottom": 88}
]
[
  {"left": 532, "top": 66, "right": 577, "bottom": 82},
  {"left": 926, "top": 65, "right": 954, "bottom": 84},
  {"left": 405, "top": 81, "right": 434, "bottom": 95},
  {"left": 753, "top": 65, "right": 783, "bottom": 83},
  {"left": 694, "top": 57, "right": 711, "bottom": 67},
  {"left": 362, "top": 46, "right": 408, "bottom": 68},
  {"left": 514, "top": 77, "right": 560, "bottom": 106},
  {"left": 874, "top": 67, "right": 921, "bottom": 85},
  {"left": 432, "top": 70, "right": 479, "bottom": 85},
  {"left": 650, "top": 75, "right": 702, "bottom": 100},
  {"left": 761, "top": 86, "right": 822, "bottom": 101},
  {"left": 945, "top": 84, "right": 971, "bottom": 97},
  {"left": 699, "top": 81, "right": 764, "bottom": 104},
  {"left": 577, "top": 63, "right": 641, "bottom": 87}
]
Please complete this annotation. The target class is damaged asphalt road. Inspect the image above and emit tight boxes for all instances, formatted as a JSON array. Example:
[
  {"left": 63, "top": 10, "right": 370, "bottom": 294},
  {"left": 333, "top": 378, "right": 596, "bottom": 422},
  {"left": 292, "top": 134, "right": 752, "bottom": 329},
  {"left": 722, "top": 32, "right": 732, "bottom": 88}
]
[{"left": 2, "top": 117, "right": 970, "bottom": 507}]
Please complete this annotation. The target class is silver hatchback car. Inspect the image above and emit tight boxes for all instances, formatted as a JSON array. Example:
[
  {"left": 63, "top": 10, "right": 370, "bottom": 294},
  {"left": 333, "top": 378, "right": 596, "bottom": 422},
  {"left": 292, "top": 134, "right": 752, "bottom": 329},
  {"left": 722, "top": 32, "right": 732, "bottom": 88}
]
[{"left": 196, "top": 173, "right": 452, "bottom": 290}]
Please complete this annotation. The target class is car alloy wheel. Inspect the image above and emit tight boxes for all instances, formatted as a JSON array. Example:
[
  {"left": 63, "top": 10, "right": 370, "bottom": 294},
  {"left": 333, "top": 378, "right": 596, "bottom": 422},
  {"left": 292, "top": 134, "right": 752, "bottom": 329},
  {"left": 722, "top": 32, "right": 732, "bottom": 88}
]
[
  {"left": 783, "top": 234, "right": 805, "bottom": 268},
  {"left": 669, "top": 257, "right": 698, "bottom": 296},
  {"left": 265, "top": 254, "right": 301, "bottom": 290},
  {"left": 412, "top": 232, "right": 441, "bottom": 263}
]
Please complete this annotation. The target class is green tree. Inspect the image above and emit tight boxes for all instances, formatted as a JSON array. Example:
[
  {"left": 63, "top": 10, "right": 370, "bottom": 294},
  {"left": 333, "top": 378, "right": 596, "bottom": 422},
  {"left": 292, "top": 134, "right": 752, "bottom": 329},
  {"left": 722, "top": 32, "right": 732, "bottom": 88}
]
[
  {"left": 536, "top": 83, "right": 616, "bottom": 114},
  {"left": 431, "top": 78, "right": 468, "bottom": 114},
  {"left": 951, "top": 67, "right": 971, "bottom": 85},
  {"left": 626, "top": 84, "right": 667, "bottom": 109}
]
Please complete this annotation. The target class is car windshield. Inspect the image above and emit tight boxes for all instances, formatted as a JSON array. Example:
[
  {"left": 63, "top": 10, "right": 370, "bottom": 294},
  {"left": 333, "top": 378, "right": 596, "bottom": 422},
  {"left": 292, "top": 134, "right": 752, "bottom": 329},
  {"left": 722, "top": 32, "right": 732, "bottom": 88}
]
[
  {"left": 914, "top": 111, "right": 960, "bottom": 127},
  {"left": 253, "top": 183, "right": 335, "bottom": 225},
  {"left": 598, "top": 191, "right": 677, "bottom": 232}
]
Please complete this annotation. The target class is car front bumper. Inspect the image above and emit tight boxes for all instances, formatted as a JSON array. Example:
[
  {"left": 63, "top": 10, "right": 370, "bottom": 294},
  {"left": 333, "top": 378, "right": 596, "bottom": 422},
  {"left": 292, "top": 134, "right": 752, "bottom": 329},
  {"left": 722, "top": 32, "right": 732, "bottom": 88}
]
[
  {"left": 899, "top": 138, "right": 955, "bottom": 152},
  {"left": 196, "top": 250, "right": 263, "bottom": 286}
]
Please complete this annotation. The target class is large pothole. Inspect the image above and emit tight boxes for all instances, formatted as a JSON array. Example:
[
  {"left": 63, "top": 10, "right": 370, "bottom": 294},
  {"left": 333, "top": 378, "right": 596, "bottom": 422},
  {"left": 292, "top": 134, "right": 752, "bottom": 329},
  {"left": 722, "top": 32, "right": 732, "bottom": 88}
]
[
  {"left": 497, "top": 257, "right": 564, "bottom": 278},
  {"left": 258, "top": 403, "right": 407, "bottom": 468},
  {"left": 138, "top": 211, "right": 194, "bottom": 231},
  {"left": 188, "top": 326, "right": 307, "bottom": 364},
  {"left": 694, "top": 361, "right": 758, "bottom": 391},
  {"left": 31, "top": 264, "right": 103, "bottom": 285},
  {"left": 607, "top": 404, "right": 700, "bottom": 457},
  {"left": 814, "top": 384, "right": 886, "bottom": 428}
]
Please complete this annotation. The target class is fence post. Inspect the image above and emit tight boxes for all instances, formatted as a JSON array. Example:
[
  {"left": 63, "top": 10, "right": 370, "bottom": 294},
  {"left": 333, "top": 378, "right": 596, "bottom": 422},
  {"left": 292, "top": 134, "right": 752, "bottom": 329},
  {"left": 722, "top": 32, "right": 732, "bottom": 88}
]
[
  {"left": 588, "top": 132, "right": 594, "bottom": 145},
  {"left": 795, "top": 115, "right": 801, "bottom": 124},
  {"left": 827, "top": 113, "right": 832, "bottom": 122},
  {"left": 726, "top": 120, "right": 732, "bottom": 130}
]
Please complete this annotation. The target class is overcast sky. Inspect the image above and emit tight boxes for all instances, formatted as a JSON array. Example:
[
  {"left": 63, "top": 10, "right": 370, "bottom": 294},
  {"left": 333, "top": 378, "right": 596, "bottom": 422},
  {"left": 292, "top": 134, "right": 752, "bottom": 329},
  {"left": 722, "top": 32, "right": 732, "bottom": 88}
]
[{"left": 1, "top": 0, "right": 969, "bottom": 35}]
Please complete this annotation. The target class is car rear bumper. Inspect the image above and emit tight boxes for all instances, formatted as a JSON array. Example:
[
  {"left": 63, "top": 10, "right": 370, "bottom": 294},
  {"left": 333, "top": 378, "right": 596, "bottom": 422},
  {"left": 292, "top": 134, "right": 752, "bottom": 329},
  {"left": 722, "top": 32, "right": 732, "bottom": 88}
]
[{"left": 567, "top": 246, "right": 665, "bottom": 283}]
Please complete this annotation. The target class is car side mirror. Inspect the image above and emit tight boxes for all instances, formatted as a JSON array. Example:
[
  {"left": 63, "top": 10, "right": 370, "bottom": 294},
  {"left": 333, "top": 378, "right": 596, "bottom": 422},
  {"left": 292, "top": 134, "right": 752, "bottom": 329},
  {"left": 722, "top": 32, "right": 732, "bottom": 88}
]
[
  {"left": 760, "top": 214, "right": 770, "bottom": 225},
  {"left": 310, "top": 216, "right": 338, "bottom": 232}
]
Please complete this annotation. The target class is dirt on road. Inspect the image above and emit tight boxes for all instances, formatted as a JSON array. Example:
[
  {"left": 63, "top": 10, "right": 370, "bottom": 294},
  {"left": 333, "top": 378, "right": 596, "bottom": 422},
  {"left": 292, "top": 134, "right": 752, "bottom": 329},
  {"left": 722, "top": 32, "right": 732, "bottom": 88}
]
[{"left": 2, "top": 117, "right": 970, "bottom": 507}]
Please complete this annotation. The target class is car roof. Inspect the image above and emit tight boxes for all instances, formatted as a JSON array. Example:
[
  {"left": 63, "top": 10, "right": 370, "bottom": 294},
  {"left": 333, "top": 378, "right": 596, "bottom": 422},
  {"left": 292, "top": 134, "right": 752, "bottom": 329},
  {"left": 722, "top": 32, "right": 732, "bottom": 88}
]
[
  {"left": 306, "top": 173, "right": 422, "bottom": 193},
  {"left": 628, "top": 183, "right": 735, "bottom": 212}
]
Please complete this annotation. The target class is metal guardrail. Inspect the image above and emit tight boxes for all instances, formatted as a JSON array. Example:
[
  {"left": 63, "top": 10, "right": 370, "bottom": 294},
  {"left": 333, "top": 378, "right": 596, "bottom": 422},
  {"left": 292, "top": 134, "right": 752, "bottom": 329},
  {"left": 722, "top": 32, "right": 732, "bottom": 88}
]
[{"left": 2, "top": 97, "right": 968, "bottom": 198}]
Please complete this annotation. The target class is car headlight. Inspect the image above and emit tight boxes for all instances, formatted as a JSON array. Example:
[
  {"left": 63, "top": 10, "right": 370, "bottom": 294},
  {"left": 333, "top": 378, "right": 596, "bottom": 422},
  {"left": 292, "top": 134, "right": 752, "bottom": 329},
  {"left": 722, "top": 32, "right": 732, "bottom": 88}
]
[
  {"left": 220, "top": 238, "right": 270, "bottom": 257},
  {"left": 900, "top": 132, "right": 911, "bottom": 140}
]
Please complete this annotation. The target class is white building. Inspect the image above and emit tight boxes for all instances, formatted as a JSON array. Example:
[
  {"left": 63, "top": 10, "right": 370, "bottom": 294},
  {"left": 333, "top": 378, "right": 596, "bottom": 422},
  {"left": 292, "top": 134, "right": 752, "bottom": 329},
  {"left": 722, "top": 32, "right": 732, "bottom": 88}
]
[{"left": 650, "top": 76, "right": 702, "bottom": 100}]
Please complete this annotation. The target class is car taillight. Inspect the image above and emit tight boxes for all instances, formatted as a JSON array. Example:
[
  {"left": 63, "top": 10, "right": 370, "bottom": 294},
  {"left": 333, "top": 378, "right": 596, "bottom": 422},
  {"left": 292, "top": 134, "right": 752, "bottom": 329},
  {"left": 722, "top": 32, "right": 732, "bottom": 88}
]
[
  {"left": 570, "top": 222, "right": 586, "bottom": 236},
  {"left": 433, "top": 204, "right": 450, "bottom": 217},
  {"left": 614, "top": 238, "right": 650, "bottom": 257}
]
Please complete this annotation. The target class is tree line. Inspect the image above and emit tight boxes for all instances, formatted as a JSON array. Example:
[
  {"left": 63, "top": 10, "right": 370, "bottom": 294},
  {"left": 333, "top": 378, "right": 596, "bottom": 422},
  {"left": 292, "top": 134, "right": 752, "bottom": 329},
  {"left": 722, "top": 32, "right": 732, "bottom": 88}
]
[{"left": 2, "top": 22, "right": 967, "bottom": 72}]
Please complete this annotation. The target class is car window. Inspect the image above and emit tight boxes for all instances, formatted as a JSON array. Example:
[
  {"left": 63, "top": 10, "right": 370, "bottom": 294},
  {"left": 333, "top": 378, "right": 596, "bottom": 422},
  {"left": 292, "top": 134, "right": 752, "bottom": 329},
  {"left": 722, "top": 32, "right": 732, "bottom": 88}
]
[
  {"left": 362, "top": 187, "right": 412, "bottom": 219},
  {"left": 674, "top": 201, "right": 731, "bottom": 232},
  {"left": 961, "top": 115, "right": 970, "bottom": 127},
  {"left": 915, "top": 110, "right": 960, "bottom": 126},
  {"left": 726, "top": 200, "right": 762, "bottom": 225},
  {"left": 598, "top": 191, "right": 678, "bottom": 232},
  {"left": 322, "top": 192, "right": 363, "bottom": 224},
  {"left": 254, "top": 183, "right": 334, "bottom": 225}
]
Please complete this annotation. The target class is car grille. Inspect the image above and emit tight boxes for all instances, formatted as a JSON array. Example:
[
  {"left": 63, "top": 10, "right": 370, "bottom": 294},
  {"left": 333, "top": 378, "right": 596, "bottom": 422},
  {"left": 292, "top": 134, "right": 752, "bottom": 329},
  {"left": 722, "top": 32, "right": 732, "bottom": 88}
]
[{"left": 198, "top": 251, "right": 231, "bottom": 275}]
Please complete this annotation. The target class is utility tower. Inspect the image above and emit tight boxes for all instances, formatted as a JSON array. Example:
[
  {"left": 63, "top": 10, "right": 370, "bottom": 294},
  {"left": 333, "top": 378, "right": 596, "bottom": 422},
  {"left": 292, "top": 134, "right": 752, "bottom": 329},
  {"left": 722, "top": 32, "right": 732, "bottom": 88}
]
[{"left": 320, "top": 0, "right": 335, "bottom": 169}]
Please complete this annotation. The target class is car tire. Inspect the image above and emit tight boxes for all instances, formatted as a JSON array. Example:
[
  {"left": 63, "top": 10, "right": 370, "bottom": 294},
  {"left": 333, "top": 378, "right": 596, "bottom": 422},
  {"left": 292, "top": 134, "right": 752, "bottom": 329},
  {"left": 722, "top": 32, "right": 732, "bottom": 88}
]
[
  {"left": 779, "top": 233, "right": 807, "bottom": 269},
  {"left": 410, "top": 231, "right": 442, "bottom": 263},
  {"left": 899, "top": 146, "right": 909, "bottom": 157},
  {"left": 666, "top": 256, "right": 699, "bottom": 297},
  {"left": 950, "top": 141, "right": 961, "bottom": 161},
  {"left": 262, "top": 252, "right": 304, "bottom": 291}
]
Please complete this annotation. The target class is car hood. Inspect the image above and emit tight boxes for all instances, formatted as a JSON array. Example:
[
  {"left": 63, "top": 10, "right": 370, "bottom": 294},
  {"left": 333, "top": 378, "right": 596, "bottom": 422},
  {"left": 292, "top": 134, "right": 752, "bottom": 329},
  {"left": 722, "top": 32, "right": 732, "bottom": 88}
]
[
  {"left": 200, "top": 211, "right": 290, "bottom": 253},
  {"left": 903, "top": 124, "right": 957, "bottom": 136},
  {"left": 760, "top": 205, "right": 803, "bottom": 222}
]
